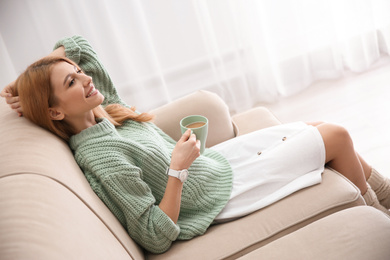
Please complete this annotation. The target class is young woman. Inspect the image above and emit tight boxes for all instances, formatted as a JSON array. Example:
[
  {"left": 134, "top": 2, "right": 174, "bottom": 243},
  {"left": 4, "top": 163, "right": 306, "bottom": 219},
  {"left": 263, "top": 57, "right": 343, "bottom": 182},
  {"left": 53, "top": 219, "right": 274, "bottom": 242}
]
[{"left": 2, "top": 36, "right": 389, "bottom": 254}]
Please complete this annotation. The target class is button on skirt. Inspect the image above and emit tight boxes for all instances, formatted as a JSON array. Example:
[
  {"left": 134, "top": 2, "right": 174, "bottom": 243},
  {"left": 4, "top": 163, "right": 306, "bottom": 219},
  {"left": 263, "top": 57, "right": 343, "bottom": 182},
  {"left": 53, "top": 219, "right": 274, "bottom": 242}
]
[{"left": 211, "top": 121, "right": 326, "bottom": 222}]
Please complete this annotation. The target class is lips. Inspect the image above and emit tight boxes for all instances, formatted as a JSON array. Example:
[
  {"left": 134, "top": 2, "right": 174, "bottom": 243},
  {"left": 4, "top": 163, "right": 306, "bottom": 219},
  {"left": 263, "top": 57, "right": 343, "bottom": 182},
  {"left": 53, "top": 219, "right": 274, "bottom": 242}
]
[{"left": 86, "top": 85, "right": 97, "bottom": 98}]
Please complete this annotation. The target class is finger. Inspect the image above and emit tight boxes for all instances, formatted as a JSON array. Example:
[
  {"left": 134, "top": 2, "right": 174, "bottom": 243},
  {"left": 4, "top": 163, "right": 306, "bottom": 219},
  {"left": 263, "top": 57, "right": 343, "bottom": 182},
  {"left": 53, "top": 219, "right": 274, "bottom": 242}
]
[
  {"left": 0, "top": 88, "right": 6, "bottom": 97},
  {"left": 5, "top": 96, "right": 19, "bottom": 105},
  {"left": 189, "top": 133, "right": 197, "bottom": 142},
  {"left": 1, "top": 85, "right": 12, "bottom": 97},
  {"left": 196, "top": 139, "right": 201, "bottom": 148},
  {"left": 16, "top": 107, "right": 23, "bottom": 114},
  {"left": 10, "top": 101, "right": 21, "bottom": 110},
  {"left": 194, "top": 140, "right": 201, "bottom": 157},
  {"left": 179, "top": 129, "right": 192, "bottom": 142},
  {"left": 0, "top": 91, "right": 9, "bottom": 98}
]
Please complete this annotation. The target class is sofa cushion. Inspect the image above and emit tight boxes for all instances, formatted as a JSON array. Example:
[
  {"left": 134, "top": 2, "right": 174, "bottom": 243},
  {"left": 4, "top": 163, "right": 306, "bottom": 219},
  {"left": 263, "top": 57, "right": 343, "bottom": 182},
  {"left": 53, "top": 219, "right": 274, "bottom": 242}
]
[
  {"left": 232, "top": 106, "right": 282, "bottom": 136},
  {"left": 238, "top": 206, "right": 390, "bottom": 260},
  {"left": 150, "top": 90, "right": 236, "bottom": 146},
  {"left": 0, "top": 174, "right": 138, "bottom": 260},
  {"left": 148, "top": 168, "right": 364, "bottom": 260},
  {"left": 0, "top": 99, "right": 144, "bottom": 259}
]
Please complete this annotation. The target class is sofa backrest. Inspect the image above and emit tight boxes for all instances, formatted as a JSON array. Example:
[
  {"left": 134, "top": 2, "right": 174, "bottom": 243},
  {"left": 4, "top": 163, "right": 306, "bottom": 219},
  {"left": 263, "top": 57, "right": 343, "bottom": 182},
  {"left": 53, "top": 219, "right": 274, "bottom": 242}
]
[{"left": 0, "top": 99, "right": 144, "bottom": 260}]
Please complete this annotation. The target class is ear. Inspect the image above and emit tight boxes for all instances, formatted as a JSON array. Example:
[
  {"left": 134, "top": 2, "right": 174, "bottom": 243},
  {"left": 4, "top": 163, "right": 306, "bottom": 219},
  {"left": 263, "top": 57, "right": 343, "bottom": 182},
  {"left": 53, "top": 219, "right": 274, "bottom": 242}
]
[{"left": 48, "top": 107, "right": 65, "bottom": 121}]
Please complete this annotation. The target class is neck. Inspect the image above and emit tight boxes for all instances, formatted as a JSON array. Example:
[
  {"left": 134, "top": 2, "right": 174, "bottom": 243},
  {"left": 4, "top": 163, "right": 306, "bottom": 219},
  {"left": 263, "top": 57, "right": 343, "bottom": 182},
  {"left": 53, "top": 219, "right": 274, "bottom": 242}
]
[{"left": 66, "top": 111, "right": 97, "bottom": 135}]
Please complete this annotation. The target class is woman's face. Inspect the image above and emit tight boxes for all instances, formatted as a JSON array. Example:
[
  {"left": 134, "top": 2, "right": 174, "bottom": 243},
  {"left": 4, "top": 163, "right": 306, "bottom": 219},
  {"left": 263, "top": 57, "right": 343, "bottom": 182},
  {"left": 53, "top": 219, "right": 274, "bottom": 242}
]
[{"left": 49, "top": 61, "right": 104, "bottom": 120}]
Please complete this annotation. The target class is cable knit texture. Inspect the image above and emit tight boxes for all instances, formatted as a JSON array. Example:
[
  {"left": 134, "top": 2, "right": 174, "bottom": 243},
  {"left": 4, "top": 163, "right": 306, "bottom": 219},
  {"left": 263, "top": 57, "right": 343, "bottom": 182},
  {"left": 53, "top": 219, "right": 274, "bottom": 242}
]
[
  {"left": 367, "top": 168, "right": 390, "bottom": 209},
  {"left": 363, "top": 185, "right": 390, "bottom": 216},
  {"left": 56, "top": 36, "right": 233, "bottom": 253}
]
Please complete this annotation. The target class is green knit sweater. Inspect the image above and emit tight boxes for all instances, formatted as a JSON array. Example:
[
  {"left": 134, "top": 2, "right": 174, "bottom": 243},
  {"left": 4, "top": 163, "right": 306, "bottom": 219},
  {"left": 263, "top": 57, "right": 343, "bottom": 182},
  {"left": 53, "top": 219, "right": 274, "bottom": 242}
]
[{"left": 55, "top": 36, "right": 233, "bottom": 254}]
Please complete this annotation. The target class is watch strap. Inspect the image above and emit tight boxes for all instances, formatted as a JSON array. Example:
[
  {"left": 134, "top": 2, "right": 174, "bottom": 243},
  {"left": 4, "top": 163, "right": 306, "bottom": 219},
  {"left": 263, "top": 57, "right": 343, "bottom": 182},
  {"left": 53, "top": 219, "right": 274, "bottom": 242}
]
[
  {"left": 166, "top": 168, "right": 180, "bottom": 178},
  {"left": 166, "top": 168, "right": 188, "bottom": 182}
]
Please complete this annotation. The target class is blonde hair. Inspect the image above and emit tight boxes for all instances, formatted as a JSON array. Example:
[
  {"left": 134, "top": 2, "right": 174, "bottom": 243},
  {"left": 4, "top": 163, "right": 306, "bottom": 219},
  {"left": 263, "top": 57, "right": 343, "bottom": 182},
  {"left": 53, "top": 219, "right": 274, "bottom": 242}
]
[{"left": 13, "top": 56, "right": 154, "bottom": 141}]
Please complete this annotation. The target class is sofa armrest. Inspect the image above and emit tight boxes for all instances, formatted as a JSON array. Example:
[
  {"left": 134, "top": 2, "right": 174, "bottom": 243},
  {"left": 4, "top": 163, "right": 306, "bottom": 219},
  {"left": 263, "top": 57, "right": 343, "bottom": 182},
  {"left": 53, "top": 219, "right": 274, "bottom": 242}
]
[
  {"left": 239, "top": 207, "right": 390, "bottom": 260},
  {"left": 150, "top": 90, "right": 236, "bottom": 147},
  {"left": 232, "top": 107, "right": 281, "bottom": 136}
]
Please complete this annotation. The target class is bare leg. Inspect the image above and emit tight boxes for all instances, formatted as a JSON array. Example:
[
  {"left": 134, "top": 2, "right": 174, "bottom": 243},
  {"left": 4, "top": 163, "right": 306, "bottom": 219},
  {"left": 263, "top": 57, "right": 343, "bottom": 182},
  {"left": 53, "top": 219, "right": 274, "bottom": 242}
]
[
  {"left": 306, "top": 122, "right": 390, "bottom": 214},
  {"left": 357, "top": 153, "right": 372, "bottom": 180},
  {"left": 310, "top": 122, "right": 368, "bottom": 194},
  {"left": 306, "top": 122, "right": 373, "bottom": 182}
]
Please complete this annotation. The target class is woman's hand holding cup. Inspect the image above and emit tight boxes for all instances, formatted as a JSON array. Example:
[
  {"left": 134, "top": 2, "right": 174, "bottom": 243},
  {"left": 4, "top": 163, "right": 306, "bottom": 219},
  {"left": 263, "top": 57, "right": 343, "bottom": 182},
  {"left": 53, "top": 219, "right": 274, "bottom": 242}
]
[{"left": 171, "top": 129, "right": 201, "bottom": 170}]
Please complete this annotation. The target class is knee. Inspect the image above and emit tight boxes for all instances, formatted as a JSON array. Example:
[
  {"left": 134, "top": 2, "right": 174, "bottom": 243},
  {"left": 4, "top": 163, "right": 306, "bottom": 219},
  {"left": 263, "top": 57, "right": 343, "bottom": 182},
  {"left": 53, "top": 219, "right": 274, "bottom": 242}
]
[
  {"left": 317, "top": 123, "right": 355, "bottom": 162},
  {"left": 324, "top": 123, "right": 353, "bottom": 146},
  {"left": 333, "top": 124, "right": 351, "bottom": 139}
]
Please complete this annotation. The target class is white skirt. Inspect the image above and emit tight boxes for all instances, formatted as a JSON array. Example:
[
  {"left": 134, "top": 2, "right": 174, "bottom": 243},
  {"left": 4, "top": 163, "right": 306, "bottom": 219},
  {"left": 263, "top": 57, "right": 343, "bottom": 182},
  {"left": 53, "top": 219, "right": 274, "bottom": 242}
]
[{"left": 211, "top": 122, "right": 326, "bottom": 222}]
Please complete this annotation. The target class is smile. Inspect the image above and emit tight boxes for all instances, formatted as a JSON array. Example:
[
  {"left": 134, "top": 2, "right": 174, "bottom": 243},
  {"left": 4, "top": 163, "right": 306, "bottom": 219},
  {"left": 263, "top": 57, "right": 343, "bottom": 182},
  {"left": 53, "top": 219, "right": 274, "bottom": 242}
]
[{"left": 86, "top": 85, "right": 98, "bottom": 98}]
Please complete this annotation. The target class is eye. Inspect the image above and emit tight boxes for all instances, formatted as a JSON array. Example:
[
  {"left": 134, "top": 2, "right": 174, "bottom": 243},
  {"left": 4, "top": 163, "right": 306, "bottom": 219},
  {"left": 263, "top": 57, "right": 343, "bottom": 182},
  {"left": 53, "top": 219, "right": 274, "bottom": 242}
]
[
  {"left": 68, "top": 69, "right": 82, "bottom": 87},
  {"left": 69, "top": 78, "right": 75, "bottom": 87}
]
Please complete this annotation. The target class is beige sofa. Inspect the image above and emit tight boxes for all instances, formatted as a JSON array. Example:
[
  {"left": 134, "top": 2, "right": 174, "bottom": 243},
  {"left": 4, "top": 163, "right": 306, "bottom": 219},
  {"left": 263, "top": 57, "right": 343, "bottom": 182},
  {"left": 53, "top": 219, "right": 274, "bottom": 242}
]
[{"left": 1, "top": 90, "right": 389, "bottom": 260}]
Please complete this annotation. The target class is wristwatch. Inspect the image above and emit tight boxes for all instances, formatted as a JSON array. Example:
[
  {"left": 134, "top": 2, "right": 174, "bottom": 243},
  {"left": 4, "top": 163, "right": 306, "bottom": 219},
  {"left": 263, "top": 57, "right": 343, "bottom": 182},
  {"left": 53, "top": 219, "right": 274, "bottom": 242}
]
[{"left": 166, "top": 168, "right": 189, "bottom": 183}]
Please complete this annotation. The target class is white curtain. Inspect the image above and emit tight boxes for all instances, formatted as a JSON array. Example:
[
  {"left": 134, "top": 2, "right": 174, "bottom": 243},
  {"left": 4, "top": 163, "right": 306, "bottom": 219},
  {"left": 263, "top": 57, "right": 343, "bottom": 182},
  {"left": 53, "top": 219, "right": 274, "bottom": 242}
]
[{"left": 1, "top": 0, "right": 390, "bottom": 113}]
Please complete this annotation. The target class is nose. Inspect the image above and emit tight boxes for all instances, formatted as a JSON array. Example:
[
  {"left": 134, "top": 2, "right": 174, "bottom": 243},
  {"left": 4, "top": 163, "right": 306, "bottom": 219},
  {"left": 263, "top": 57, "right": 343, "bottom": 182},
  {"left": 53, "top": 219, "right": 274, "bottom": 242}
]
[{"left": 81, "top": 74, "right": 93, "bottom": 87}]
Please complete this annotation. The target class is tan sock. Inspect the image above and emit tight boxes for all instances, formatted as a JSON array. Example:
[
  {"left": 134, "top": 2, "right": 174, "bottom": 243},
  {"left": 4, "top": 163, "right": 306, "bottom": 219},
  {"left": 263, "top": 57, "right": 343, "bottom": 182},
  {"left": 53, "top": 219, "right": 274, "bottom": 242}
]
[
  {"left": 367, "top": 168, "right": 390, "bottom": 209},
  {"left": 362, "top": 185, "right": 390, "bottom": 216}
]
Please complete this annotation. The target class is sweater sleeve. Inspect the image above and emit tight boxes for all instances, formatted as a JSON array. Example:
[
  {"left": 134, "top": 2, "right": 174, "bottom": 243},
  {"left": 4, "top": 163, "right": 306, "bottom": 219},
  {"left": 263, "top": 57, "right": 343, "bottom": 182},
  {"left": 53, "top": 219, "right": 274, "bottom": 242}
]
[
  {"left": 53, "top": 35, "right": 126, "bottom": 106},
  {"left": 80, "top": 150, "right": 180, "bottom": 254}
]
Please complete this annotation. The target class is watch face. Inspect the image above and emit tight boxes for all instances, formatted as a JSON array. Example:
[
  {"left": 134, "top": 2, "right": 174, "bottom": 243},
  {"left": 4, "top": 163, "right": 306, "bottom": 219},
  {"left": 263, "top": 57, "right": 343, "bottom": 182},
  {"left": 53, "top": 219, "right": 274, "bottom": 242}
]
[{"left": 180, "top": 170, "right": 188, "bottom": 182}]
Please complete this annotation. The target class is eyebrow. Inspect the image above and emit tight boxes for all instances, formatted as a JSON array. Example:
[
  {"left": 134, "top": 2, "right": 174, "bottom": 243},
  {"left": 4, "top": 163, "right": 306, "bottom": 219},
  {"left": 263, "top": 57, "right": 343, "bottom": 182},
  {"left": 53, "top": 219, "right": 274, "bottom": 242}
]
[
  {"left": 62, "top": 66, "right": 78, "bottom": 87},
  {"left": 63, "top": 73, "right": 71, "bottom": 86}
]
